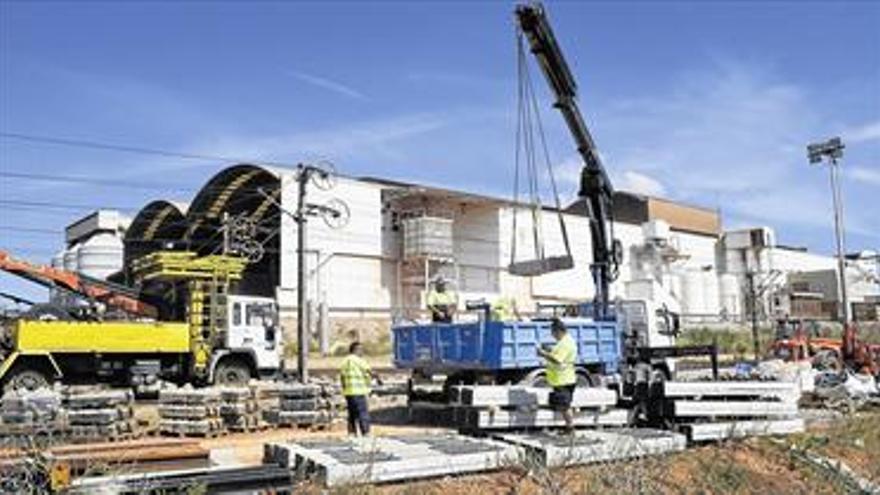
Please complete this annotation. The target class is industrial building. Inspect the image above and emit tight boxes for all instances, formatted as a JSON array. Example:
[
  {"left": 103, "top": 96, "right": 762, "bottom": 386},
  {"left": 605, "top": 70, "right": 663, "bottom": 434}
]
[{"left": 51, "top": 164, "right": 880, "bottom": 345}]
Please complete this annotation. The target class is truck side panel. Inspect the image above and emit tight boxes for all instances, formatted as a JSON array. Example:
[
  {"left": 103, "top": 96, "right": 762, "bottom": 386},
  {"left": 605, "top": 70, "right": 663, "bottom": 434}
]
[{"left": 15, "top": 321, "right": 191, "bottom": 353}]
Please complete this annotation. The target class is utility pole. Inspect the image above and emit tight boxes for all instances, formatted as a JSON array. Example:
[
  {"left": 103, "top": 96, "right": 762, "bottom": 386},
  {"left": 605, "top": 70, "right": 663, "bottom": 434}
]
[
  {"left": 746, "top": 271, "right": 760, "bottom": 361},
  {"left": 256, "top": 163, "right": 346, "bottom": 384},
  {"left": 808, "top": 137, "right": 849, "bottom": 324},
  {"left": 296, "top": 165, "right": 309, "bottom": 383}
]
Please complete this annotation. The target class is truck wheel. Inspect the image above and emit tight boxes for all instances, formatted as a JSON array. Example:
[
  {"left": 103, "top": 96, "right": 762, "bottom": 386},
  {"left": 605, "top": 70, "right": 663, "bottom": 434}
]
[
  {"left": 518, "top": 369, "right": 548, "bottom": 388},
  {"left": 5, "top": 368, "right": 50, "bottom": 393},
  {"left": 214, "top": 359, "right": 251, "bottom": 385}
]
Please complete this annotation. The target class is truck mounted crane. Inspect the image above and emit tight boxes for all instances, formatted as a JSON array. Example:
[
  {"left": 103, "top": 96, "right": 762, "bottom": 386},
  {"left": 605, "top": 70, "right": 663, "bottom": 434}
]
[{"left": 514, "top": 3, "right": 622, "bottom": 321}]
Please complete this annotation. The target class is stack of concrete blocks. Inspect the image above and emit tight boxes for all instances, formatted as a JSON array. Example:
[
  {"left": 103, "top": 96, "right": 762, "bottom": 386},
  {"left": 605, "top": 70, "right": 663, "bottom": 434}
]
[
  {"left": 663, "top": 380, "right": 805, "bottom": 442},
  {"left": 219, "top": 387, "right": 262, "bottom": 433},
  {"left": 0, "top": 388, "right": 66, "bottom": 443},
  {"left": 451, "top": 385, "right": 627, "bottom": 430},
  {"left": 263, "top": 383, "right": 336, "bottom": 429},
  {"left": 158, "top": 387, "right": 223, "bottom": 437},
  {"left": 65, "top": 390, "right": 136, "bottom": 443},
  {"left": 265, "top": 434, "right": 520, "bottom": 487}
]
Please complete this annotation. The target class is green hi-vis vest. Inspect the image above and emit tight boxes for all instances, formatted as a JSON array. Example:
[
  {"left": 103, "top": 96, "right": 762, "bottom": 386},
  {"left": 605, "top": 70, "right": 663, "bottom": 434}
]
[
  {"left": 545, "top": 333, "right": 577, "bottom": 387},
  {"left": 340, "top": 354, "right": 372, "bottom": 397}
]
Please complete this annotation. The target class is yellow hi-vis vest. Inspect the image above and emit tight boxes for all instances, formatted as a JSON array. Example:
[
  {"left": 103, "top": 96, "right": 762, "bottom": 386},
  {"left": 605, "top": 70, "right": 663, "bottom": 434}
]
[
  {"left": 545, "top": 333, "right": 577, "bottom": 387},
  {"left": 426, "top": 289, "right": 457, "bottom": 308},
  {"left": 340, "top": 354, "right": 372, "bottom": 397},
  {"left": 491, "top": 297, "right": 516, "bottom": 321}
]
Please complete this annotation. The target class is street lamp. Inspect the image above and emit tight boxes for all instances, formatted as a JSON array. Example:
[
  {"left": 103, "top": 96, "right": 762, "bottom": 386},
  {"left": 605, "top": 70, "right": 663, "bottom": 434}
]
[{"left": 807, "top": 137, "right": 849, "bottom": 324}]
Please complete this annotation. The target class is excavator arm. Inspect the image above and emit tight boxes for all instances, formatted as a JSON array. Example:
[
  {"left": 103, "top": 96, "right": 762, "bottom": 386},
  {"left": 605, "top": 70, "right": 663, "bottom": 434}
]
[
  {"left": 0, "top": 250, "right": 157, "bottom": 318},
  {"left": 515, "top": 2, "right": 620, "bottom": 319}
]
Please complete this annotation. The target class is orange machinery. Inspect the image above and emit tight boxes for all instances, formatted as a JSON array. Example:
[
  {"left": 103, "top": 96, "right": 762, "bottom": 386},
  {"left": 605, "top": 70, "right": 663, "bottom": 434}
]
[{"left": 0, "top": 250, "right": 157, "bottom": 319}]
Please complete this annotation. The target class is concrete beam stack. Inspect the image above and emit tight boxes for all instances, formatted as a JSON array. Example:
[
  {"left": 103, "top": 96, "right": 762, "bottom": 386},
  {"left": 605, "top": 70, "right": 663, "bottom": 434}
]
[
  {"left": 265, "top": 434, "right": 520, "bottom": 487},
  {"left": 451, "top": 385, "right": 626, "bottom": 430},
  {"left": 0, "top": 388, "right": 65, "bottom": 443},
  {"left": 494, "top": 428, "right": 687, "bottom": 467},
  {"left": 663, "top": 380, "right": 805, "bottom": 442},
  {"left": 158, "top": 387, "right": 223, "bottom": 437},
  {"left": 219, "top": 387, "right": 262, "bottom": 432},
  {"left": 65, "top": 390, "right": 135, "bottom": 443},
  {"left": 263, "top": 383, "right": 336, "bottom": 428}
]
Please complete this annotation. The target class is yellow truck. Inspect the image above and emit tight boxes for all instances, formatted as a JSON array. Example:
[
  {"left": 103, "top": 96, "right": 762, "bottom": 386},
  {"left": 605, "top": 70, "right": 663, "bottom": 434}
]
[{"left": 0, "top": 251, "right": 282, "bottom": 392}]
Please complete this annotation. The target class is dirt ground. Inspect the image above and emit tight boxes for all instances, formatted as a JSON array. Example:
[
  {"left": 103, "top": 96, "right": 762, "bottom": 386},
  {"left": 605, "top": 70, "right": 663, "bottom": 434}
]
[
  {"left": 288, "top": 410, "right": 880, "bottom": 495},
  {"left": 121, "top": 401, "right": 880, "bottom": 494}
]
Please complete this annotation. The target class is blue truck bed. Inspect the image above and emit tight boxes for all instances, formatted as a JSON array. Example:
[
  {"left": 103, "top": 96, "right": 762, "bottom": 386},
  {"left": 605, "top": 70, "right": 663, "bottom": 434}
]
[{"left": 392, "top": 318, "right": 621, "bottom": 375}]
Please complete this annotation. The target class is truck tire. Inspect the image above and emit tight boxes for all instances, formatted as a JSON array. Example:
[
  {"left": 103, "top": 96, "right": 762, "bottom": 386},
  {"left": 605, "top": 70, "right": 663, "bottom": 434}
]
[
  {"left": 214, "top": 359, "right": 251, "bottom": 385},
  {"left": 4, "top": 367, "right": 50, "bottom": 393},
  {"left": 518, "top": 369, "right": 548, "bottom": 388}
]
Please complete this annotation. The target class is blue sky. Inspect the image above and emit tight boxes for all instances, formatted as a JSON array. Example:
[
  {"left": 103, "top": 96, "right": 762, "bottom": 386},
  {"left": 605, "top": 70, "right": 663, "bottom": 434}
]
[{"left": 1, "top": 1, "right": 878, "bottom": 302}]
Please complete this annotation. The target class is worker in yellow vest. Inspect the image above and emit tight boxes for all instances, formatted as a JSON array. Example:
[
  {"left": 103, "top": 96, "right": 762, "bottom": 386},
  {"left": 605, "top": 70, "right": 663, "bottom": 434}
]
[
  {"left": 426, "top": 276, "right": 457, "bottom": 323},
  {"left": 537, "top": 318, "right": 577, "bottom": 433},
  {"left": 491, "top": 296, "right": 520, "bottom": 321},
  {"left": 339, "top": 342, "right": 379, "bottom": 436}
]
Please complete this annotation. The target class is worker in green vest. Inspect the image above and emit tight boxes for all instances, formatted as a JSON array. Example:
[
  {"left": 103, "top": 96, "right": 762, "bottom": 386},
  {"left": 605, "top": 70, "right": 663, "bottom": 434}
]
[
  {"left": 339, "top": 342, "right": 378, "bottom": 436},
  {"left": 426, "top": 276, "right": 457, "bottom": 323},
  {"left": 491, "top": 296, "right": 520, "bottom": 321},
  {"left": 537, "top": 318, "right": 577, "bottom": 433}
]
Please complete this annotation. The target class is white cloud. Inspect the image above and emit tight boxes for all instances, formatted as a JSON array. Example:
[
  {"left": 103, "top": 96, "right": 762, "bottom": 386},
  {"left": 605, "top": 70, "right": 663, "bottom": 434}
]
[
  {"left": 592, "top": 61, "right": 874, "bottom": 242},
  {"left": 844, "top": 121, "right": 880, "bottom": 144},
  {"left": 285, "top": 70, "right": 368, "bottom": 101},
  {"left": 616, "top": 171, "right": 666, "bottom": 197},
  {"left": 849, "top": 166, "right": 880, "bottom": 186}
]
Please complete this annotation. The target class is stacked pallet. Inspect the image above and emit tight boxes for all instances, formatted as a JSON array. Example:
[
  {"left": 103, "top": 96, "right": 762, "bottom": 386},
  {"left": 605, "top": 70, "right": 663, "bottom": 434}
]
[
  {"left": 263, "top": 383, "right": 336, "bottom": 428},
  {"left": 663, "top": 380, "right": 805, "bottom": 442},
  {"left": 65, "top": 390, "right": 136, "bottom": 443},
  {"left": 451, "top": 385, "right": 626, "bottom": 430},
  {"left": 219, "top": 387, "right": 262, "bottom": 432},
  {"left": 158, "top": 387, "right": 223, "bottom": 437},
  {"left": 0, "top": 388, "right": 65, "bottom": 442}
]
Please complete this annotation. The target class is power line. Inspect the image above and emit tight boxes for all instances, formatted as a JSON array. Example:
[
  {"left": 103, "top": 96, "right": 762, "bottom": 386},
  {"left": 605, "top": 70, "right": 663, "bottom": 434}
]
[
  {"left": 0, "top": 199, "right": 141, "bottom": 212},
  {"left": 0, "top": 171, "right": 195, "bottom": 192},
  {"left": 0, "top": 131, "right": 299, "bottom": 169},
  {"left": 0, "top": 226, "right": 59, "bottom": 235}
]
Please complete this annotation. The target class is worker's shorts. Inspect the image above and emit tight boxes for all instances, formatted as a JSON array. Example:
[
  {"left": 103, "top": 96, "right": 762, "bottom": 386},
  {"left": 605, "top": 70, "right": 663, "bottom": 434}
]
[{"left": 549, "top": 384, "right": 575, "bottom": 411}]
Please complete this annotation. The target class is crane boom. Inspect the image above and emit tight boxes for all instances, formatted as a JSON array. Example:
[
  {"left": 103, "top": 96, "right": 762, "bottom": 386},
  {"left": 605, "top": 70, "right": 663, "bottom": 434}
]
[
  {"left": 0, "top": 249, "right": 157, "bottom": 318},
  {"left": 515, "top": 2, "right": 619, "bottom": 319}
]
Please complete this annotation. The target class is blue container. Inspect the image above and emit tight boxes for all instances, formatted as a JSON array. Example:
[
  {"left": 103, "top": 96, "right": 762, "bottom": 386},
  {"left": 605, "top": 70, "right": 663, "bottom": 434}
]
[{"left": 393, "top": 318, "right": 621, "bottom": 376}]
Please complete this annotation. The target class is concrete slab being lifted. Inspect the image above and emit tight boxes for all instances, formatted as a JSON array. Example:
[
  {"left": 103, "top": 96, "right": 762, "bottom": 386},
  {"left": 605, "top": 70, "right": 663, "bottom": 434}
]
[
  {"left": 265, "top": 434, "right": 520, "bottom": 487},
  {"left": 452, "top": 385, "right": 618, "bottom": 408},
  {"left": 495, "top": 428, "right": 687, "bottom": 467},
  {"left": 465, "top": 407, "right": 629, "bottom": 430}
]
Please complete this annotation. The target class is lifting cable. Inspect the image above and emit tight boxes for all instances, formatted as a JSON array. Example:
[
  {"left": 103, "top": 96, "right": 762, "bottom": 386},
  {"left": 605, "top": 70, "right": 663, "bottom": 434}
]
[{"left": 509, "top": 31, "right": 573, "bottom": 276}]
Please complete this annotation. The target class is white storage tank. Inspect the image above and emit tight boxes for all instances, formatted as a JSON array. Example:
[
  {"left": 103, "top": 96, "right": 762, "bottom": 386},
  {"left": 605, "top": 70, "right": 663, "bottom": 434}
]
[
  {"left": 681, "top": 271, "right": 706, "bottom": 315},
  {"left": 702, "top": 271, "right": 720, "bottom": 316},
  {"left": 51, "top": 249, "right": 65, "bottom": 269},
  {"left": 719, "top": 274, "right": 740, "bottom": 320},
  {"left": 63, "top": 244, "right": 80, "bottom": 272},
  {"left": 77, "top": 233, "right": 123, "bottom": 279}
]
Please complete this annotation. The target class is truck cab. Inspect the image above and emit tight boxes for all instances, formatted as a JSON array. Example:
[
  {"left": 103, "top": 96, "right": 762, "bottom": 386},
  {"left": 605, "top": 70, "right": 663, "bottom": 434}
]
[{"left": 209, "top": 295, "right": 282, "bottom": 384}]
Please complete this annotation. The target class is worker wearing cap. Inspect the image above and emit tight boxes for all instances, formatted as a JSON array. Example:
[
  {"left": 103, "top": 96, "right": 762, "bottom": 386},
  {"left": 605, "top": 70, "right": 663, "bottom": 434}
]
[
  {"left": 491, "top": 296, "right": 520, "bottom": 321},
  {"left": 426, "top": 277, "right": 458, "bottom": 323},
  {"left": 537, "top": 318, "right": 577, "bottom": 433},
  {"left": 339, "top": 342, "right": 377, "bottom": 437}
]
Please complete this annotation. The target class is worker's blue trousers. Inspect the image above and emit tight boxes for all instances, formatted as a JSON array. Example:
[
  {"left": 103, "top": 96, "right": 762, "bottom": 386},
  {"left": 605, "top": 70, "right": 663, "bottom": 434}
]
[{"left": 345, "top": 395, "right": 371, "bottom": 435}]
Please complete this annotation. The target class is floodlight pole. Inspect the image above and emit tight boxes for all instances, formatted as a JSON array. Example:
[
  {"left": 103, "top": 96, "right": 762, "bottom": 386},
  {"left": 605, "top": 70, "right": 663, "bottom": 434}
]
[
  {"left": 808, "top": 137, "right": 849, "bottom": 324},
  {"left": 827, "top": 156, "right": 849, "bottom": 324}
]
